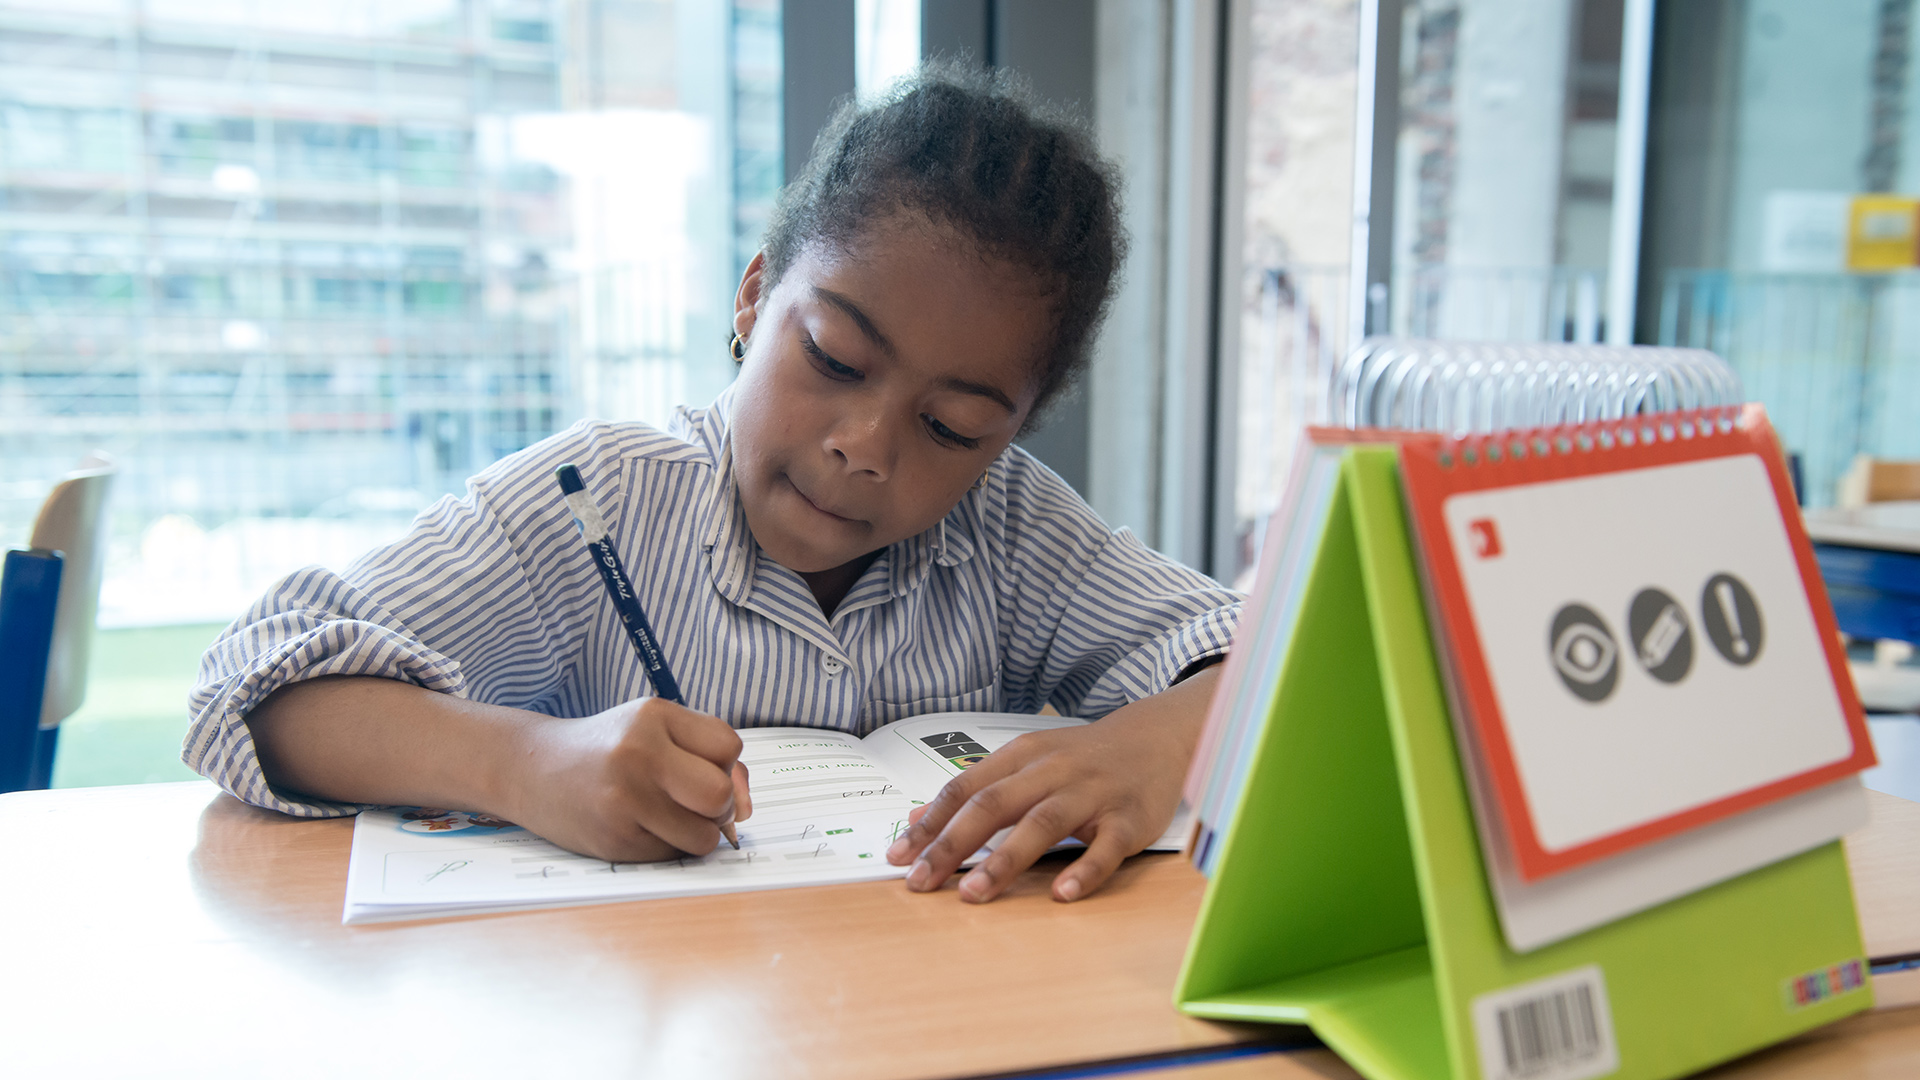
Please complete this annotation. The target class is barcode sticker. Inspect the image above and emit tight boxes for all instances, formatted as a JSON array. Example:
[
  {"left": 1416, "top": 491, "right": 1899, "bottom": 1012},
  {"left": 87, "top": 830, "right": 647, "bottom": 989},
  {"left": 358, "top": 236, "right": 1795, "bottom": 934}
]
[{"left": 1471, "top": 965, "right": 1619, "bottom": 1080}]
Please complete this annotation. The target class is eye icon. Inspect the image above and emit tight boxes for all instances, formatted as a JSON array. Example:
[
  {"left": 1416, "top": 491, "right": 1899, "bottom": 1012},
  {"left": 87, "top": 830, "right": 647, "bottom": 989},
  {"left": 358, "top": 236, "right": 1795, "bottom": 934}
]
[{"left": 1549, "top": 604, "right": 1620, "bottom": 703}]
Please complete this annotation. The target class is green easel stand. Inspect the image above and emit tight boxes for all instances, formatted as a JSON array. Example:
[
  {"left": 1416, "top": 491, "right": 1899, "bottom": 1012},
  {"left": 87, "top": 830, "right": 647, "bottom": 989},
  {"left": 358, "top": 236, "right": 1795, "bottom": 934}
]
[{"left": 1174, "top": 448, "right": 1872, "bottom": 1080}]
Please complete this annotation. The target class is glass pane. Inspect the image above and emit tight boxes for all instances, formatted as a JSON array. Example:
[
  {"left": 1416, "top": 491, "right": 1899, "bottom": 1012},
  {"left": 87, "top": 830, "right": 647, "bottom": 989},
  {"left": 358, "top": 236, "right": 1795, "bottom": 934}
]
[
  {"left": 0, "top": 0, "right": 780, "bottom": 626},
  {"left": 1391, "top": 0, "right": 1623, "bottom": 342},
  {"left": 855, "top": 0, "right": 920, "bottom": 101},
  {"left": 1233, "top": 0, "right": 1359, "bottom": 581},
  {"left": 1643, "top": 0, "right": 1920, "bottom": 508},
  {"left": 1232, "top": 0, "right": 1630, "bottom": 582}
]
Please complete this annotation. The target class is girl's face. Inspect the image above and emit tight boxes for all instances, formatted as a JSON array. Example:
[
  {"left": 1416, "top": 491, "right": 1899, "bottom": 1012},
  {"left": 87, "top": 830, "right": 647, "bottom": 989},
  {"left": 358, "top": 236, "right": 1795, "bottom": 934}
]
[{"left": 729, "top": 216, "right": 1053, "bottom": 575}]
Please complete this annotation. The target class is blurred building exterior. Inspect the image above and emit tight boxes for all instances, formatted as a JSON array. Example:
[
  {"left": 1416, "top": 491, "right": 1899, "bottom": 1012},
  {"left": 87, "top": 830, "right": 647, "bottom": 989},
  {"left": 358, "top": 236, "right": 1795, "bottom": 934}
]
[
  {"left": 0, "top": 0, "right": 777, "bottom": 623},
  {"left": 10, "top": 0, "right": 1919, "bottom": 614}
]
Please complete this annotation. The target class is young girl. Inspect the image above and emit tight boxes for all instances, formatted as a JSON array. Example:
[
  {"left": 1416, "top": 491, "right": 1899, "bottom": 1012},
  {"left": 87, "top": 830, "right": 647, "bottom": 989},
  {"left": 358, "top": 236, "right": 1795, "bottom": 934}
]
[{"left": 187, "top": 68, "right": 1242, "bottom": 905}]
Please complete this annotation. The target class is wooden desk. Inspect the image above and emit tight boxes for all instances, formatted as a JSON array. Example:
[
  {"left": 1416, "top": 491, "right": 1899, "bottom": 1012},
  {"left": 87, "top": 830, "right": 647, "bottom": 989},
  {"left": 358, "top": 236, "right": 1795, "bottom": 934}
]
[{"left": 1, "top": 783, "right": 1914, "bottom": 1080}]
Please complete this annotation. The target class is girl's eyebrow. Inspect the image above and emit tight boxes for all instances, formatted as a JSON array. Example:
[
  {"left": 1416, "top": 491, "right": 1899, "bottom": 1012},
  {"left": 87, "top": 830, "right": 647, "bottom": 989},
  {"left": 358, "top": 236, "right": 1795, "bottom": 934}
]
[
  {"left": 811, "top": 285, "right": 1017, "bottom": 415},
  {"left": 937, "top": 376, "right": 1017, "bottom": 415},
  {"left": 811, "top": 287, "right": 895, "bottom": 358}
]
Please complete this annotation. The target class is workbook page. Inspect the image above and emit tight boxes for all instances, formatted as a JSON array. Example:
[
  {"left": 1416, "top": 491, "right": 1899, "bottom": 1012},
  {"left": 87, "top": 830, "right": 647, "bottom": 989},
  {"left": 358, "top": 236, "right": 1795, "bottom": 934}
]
[
  {"left": 860, "top": 711, "right": 1085, "bottom": 801},
  {"left": 860, "top": 712, "right": 1193, "bottom": 852},
  {"left": 343, "top": 727, "right": 915, "bottom": 923}
]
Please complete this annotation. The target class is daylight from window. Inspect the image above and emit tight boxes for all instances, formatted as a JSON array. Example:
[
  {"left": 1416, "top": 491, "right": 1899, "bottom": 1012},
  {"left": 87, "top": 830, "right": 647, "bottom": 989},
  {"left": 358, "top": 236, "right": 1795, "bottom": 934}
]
[{"left": 0, "top": 0, "right": 778, "bottom": 628}]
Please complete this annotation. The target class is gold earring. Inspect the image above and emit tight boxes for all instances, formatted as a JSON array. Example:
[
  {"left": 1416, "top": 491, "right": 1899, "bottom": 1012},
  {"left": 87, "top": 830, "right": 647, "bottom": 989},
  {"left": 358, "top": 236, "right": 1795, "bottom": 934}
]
[
  {"left": 970, "top": 471, "right": 987, "bottom": 492},
  {"left": 730, "top": 333, "right": 747, "bottom": 362}
]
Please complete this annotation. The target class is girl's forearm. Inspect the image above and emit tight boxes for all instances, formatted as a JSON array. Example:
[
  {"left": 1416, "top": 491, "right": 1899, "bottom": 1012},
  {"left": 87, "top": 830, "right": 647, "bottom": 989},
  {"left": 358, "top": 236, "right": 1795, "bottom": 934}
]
[{"left": 244, "top": 675, "right": 531, "bottom": 813}]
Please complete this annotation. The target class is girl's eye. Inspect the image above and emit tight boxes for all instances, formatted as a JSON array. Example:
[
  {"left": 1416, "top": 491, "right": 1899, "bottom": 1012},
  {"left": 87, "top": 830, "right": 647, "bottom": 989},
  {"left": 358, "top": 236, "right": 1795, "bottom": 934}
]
[
  {"left": 924, "top": 414, "right": 981, "bottom": 450},
  {"left": 801, "top": 333, "right": 862, "bottom": 380}
]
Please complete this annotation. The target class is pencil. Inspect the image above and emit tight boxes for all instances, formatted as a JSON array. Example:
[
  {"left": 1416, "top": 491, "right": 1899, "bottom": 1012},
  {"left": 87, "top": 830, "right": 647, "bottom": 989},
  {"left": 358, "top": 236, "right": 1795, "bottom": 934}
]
[{"left": 555, "top": 463, "right": 739, "bottom": 850}]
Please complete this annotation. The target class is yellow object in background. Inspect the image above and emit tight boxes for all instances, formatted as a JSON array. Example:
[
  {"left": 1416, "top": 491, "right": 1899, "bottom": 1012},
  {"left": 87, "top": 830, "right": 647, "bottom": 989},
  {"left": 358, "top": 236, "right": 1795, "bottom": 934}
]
[{"left": 1846, "top": 195, "right": 1920, "bottom": 271}]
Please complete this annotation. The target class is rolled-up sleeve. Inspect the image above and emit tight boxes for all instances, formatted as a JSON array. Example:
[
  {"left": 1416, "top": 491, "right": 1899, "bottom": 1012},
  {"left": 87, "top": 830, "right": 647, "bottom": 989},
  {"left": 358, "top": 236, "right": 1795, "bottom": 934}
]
[
  {"left": 991, "top": 451, "right": 1243, "bottom": 718},
  {"left": 1049, "top": 529, "right": 1242, "bottom": 716},
  {"left": 185, "top": 571, "right": 474, "bottom": 816},
  {"left": 184, "top": 446, "right": 591, "bottom": 817}
]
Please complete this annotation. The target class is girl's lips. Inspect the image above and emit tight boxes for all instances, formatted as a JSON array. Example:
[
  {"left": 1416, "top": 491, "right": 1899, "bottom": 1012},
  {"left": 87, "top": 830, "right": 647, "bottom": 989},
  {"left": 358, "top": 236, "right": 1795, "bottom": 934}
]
[{"left": 787, "top": 475, "right": 857, "bottom": 523}]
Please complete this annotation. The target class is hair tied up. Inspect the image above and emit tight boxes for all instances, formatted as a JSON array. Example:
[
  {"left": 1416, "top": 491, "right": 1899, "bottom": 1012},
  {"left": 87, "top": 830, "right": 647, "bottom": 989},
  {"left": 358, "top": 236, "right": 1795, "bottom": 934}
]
[{"left": 759, "top": 61, "right": 1125, "bottom": 430}]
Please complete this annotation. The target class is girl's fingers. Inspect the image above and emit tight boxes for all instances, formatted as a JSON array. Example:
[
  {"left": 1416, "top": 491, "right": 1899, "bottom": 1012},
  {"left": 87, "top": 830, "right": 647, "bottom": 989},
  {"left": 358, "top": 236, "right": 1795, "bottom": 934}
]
[
  {"left": 886, "top": 747, "right": 1027, "bottom": 864},
  {"left": 1051, "top": 824, "right": 1136, "bottom": 903},
  {"left": 633, "top": 784, "right": 730, "bottom": 855},
  {"left": 601, "top": 828, "right": 684, "bottom": 865},
  {"left": 663, "top": 705, "right": 746, "bottom": 768},
  {"left": 731, "top": 759, "right": 752, "bottom": 821},
  {"left": 953, "top": 795, "right": 1089, "bottom": 904},
  {"left": 901, "top": 771, "right": 1053, "bottom": 892},
  {"left": 654, "top": 740, "right": 741, "bottom": 820}
]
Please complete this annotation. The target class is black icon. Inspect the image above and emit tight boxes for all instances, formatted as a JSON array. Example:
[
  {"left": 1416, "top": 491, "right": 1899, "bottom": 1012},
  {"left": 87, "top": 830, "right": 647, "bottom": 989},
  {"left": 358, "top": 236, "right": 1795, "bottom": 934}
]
[
  {"left": 932, "top": 741, "right": 988, "bottom": 759},
  {"left": 1700, "top": 573, "right": 1764, "bottom": 666},
  {"left": 921, "top": 731, "right": 989, "bottom": 768},
  {"left": 1550, "top": 604, "right": 1619, "bottom": 702},
  {"left": 1626, "top": 587, "right": 1693, "bottom": 684}
]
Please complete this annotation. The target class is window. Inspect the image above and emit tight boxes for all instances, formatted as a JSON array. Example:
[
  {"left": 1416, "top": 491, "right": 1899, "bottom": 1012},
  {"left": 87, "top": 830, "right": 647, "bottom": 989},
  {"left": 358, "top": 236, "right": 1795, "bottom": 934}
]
[
  {"left": 1229, "top": 0, "right": 1920, "bottom": 581},
  {"left": 1229, "top": 0, "right": 1643, "bottom": 580},
  {"left": 1, "top": 0, "right": 781, "bottom": 628},
  {"left": 1643, "top": 0, "right": 1920, "bottom": 507}
]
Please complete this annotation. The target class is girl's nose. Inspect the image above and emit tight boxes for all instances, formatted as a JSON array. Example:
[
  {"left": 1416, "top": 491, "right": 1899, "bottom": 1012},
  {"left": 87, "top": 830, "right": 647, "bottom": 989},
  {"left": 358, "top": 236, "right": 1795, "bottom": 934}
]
[{"left": 823, "top": 412, "right": 897, "bottom": 480}]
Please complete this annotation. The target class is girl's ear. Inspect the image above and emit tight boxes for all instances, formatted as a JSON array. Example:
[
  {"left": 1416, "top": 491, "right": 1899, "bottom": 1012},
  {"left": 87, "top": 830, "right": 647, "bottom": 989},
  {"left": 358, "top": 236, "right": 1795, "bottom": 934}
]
[{"left": 733, "top": 250, "right": 769, "bottom": 342}]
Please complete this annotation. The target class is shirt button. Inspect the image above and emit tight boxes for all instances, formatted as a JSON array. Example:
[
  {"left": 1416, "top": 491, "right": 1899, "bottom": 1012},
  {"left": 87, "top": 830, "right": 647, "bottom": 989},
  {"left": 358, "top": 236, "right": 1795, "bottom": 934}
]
[{"left": 822, "top": 655, "right": 845, "bottom": 676}]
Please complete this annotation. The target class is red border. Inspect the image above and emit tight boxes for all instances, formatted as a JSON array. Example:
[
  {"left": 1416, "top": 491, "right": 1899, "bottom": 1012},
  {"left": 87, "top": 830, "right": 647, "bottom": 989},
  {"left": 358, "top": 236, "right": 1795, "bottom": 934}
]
[{"left": 1397, "top": 405, "right": 1876, "bottom": 882}]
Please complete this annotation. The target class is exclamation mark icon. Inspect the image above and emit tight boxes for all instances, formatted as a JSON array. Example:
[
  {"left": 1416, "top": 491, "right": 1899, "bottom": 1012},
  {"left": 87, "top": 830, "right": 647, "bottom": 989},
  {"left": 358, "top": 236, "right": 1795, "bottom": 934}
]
[
  {"left": 1704, "top": 573, "right": 1763, "bottom": 666},
  {"left": 1714, "top": 579, "right": 1749, "bottom": 660}
]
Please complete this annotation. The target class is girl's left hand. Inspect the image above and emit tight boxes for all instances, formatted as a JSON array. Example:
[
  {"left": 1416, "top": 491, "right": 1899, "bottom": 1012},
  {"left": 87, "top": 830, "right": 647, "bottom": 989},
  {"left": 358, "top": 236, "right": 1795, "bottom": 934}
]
[{"left": 883, "top": 666, "right": 1221, "bottom": 903}]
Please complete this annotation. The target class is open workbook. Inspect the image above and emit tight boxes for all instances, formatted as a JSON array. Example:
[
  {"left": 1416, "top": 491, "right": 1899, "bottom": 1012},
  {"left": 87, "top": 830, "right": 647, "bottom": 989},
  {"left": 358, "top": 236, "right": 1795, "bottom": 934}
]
[{"left": 343, "top": 711, "right": 1191, "bottom": 923}]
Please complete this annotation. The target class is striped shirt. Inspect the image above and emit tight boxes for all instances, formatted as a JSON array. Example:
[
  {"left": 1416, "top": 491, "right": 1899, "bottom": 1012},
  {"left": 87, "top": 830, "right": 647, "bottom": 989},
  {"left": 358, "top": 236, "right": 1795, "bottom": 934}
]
[{"left": 185, "top": 392, "right": 1244, "bottom": 817}]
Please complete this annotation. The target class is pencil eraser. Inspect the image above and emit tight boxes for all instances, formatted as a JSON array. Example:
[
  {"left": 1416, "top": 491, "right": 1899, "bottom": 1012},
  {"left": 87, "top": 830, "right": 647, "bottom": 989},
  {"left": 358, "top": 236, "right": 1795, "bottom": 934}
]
[{"left": 555, "top": 463, "right": 584, "bottom": 495}]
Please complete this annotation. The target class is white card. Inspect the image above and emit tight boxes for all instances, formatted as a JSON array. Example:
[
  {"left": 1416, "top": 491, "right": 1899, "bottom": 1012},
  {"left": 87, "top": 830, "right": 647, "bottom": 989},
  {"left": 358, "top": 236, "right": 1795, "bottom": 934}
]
[{"left": 1443, "top": 453, "right": 1856, "bottom": 855}]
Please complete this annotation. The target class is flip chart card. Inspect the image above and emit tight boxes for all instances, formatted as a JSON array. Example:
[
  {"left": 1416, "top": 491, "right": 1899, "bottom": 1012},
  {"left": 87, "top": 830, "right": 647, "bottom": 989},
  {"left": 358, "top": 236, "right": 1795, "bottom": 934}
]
[{"left": 1400, "top": 407, "right": 1876, "bottom": 881}]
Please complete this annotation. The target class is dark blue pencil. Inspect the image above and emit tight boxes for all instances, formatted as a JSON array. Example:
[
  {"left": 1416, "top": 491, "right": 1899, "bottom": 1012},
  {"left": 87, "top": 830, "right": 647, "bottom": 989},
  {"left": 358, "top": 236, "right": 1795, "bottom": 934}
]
[
  {"left": 555, "top": 463, "right": 737, "bottom": 848},
  {"left": 555, "top": 463, "right": 685, "bottom": 705}
]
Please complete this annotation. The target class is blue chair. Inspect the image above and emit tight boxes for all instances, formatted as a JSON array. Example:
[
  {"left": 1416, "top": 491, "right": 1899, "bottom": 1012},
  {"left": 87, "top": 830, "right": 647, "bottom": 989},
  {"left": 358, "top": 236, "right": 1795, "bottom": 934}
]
[{"left": 1, "top": 455, "right": 115, "bottom": 792}]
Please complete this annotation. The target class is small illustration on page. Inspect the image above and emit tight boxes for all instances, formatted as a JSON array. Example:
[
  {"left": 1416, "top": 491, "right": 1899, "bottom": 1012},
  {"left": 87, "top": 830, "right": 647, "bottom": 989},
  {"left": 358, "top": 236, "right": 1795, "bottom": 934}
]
[
  {"left": 921, "top": 731, "right": 990, "bottom": 769},
  {"left": 396, "top": 809, "right": 525, "bottom": 836}
]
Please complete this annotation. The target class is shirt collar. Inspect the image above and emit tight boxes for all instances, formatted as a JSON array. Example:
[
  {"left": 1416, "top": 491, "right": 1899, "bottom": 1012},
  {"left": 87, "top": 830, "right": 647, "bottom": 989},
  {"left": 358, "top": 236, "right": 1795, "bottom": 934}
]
[{"left": 674, "top": 387, "right": 758, "bottom": 607}]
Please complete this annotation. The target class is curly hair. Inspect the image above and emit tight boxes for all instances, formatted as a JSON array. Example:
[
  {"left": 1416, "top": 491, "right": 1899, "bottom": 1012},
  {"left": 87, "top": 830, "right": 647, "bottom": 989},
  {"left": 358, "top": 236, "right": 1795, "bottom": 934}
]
[{"left": 759, "top": 63, "right": 1125, "bottom": 426}]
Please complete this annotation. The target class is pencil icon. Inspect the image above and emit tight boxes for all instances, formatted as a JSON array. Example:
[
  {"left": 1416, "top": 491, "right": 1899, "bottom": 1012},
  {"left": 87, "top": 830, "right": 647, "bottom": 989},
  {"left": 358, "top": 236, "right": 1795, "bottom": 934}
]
[{"left": 1639, "top": 604, "right": 1687, "bottom": 670}]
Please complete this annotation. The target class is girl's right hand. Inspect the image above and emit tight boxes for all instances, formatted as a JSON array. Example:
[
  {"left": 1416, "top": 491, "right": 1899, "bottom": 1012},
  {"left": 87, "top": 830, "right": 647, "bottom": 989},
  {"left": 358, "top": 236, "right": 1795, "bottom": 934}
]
[{"left": 500, "top": 698, "right": 752, "bottom": 863}]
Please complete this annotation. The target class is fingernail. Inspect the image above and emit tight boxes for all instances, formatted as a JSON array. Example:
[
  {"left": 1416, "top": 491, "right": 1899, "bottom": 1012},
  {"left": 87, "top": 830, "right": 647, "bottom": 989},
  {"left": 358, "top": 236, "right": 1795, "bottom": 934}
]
[
  {"left": 906, "top": 859, "right": 932, "bottom": 891},
  {"left": 959, "top": 872, "right": 988, "bottom": 903},
  {"left": 1057, "top": 877, "right": 1082, "bottom": 902},
  {"left": 886, "top": 838, "right": 910, "bottom": 862}
]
